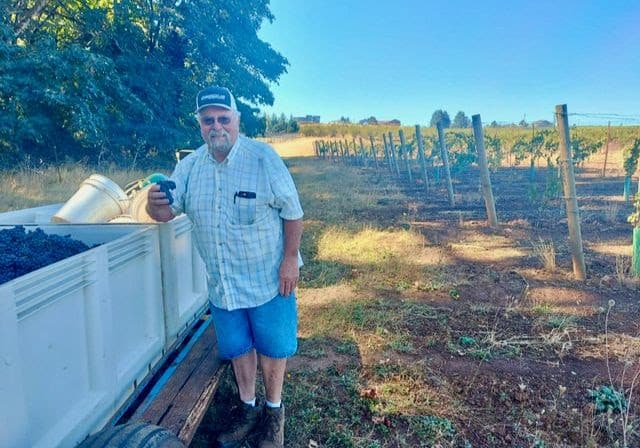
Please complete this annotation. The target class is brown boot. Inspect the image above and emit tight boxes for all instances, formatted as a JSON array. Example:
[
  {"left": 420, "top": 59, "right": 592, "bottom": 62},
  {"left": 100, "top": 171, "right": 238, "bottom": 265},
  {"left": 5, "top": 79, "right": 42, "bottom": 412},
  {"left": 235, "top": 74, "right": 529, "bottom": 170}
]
[
  {"left": 216, "top": 402, "right": 262, "bottom": 448},
  {"left": 258, "top": 404, "right": 285, "bottom": 448}
]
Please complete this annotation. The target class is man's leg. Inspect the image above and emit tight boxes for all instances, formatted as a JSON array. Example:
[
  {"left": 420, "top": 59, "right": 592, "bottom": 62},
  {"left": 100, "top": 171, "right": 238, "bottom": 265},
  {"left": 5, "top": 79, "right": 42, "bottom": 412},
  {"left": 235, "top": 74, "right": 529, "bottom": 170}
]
[
  {"left": 258, "top": 355, "right": 287, "bottom": 448},
  {"left": 258, "top": 355, "right": 287, "bottom": 403},
  {"left": 250, "top": 294, "right": 297, "bottom": 448},
  {"left": 210, "top": 306, "right": 261, "bottom": 448},
  {"left": 232, "top": 349, "right": 258, "bottom": 401}
]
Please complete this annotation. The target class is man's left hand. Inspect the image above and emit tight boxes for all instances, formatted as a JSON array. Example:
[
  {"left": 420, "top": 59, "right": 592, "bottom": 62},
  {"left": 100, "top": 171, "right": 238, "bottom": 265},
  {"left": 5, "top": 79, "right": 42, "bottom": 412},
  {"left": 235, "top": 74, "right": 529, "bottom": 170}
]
[{"left": 279, "top": 255, "right": 299, "bottom": 297}]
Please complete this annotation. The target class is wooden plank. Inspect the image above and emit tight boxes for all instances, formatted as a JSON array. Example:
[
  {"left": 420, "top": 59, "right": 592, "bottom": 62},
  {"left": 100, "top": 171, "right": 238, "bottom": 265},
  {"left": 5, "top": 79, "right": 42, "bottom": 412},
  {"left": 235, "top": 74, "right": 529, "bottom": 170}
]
[
  {"left": 110, "top": 311, "right": 208, "bottom": 427},
  {"left": 176, "top": 363, "right": 227, "bottom": 443},
  {"left": 158, "top": 335, "right": 224, "bottom": 435},
  {"left": 130, "top": 319, "right": 225, "bottom": 445}
]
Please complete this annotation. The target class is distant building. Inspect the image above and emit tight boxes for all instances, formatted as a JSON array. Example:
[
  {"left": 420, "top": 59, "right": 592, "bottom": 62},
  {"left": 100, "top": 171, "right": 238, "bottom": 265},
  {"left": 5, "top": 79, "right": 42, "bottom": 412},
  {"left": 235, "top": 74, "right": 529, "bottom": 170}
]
[{"left": 294, "top": 115, "right": 321, "bottom": 123}]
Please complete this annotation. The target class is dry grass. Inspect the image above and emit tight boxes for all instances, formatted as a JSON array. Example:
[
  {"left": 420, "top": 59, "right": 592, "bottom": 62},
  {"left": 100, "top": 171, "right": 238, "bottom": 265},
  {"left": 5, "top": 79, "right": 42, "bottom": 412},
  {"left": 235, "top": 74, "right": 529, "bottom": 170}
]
[
  {"left": 266, "top": 136, "right": 319, "bottom": 158},
  {"left": 615, "top": 255, "right": 631, "bottom": 286},
  {"left": 603, "top": 201, "right": 619, "bottom": 223},
  {"left": 0, "top": 164, "right": 153, "bottom": 212},
  {"left": 532, "top": 238, "right": 557, "bottom": 271},
  {"left": 317, "top": 226, "right": 425, "bottom": 266}
]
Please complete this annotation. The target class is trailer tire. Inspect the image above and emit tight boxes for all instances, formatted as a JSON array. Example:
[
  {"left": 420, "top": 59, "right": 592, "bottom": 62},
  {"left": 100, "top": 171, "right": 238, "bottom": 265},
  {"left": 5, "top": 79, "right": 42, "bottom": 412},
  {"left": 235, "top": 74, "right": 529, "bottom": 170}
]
[{"left": 77, "top": 422, "right": 186, "bottom": 448}]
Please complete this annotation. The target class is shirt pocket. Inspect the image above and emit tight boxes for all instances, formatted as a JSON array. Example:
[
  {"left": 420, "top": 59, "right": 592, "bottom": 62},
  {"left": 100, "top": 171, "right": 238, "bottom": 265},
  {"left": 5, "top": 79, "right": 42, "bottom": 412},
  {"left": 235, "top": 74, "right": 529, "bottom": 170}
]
[
  {"left": 234, "top": 193, "right": 257, "bottom": 225},
  {"left": 232, "top": 193, "right": 273, "bottom": 226}
]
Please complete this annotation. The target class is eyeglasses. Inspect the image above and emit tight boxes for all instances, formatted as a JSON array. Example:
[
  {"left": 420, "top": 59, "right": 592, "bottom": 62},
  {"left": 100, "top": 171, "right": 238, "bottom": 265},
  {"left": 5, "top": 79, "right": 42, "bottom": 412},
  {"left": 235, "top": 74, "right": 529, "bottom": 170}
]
[{"left": 201, "top": 116, "right": 232, "bottom": 126}]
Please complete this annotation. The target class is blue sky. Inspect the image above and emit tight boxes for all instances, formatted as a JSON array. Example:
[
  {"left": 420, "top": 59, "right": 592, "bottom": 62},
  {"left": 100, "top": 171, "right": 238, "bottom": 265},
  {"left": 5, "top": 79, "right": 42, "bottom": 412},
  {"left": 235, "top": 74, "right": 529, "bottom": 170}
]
[{"left": 258, "top": 0, "right": 640, "bottom": 126}]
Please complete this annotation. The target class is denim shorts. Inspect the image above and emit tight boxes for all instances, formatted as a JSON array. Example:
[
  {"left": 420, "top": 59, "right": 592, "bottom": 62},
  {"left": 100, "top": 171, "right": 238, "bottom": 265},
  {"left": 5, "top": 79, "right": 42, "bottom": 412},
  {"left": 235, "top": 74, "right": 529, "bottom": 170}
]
[{"left": 210, "top": 293, "right": 298, "bottom": 360}]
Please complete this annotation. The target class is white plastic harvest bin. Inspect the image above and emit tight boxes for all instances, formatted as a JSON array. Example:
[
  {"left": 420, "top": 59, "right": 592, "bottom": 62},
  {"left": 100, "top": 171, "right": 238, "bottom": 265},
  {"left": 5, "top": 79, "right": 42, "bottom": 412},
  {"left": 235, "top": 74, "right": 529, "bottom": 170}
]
[
  {"left": 157, "top": 215, "right": 209, "bottom": 347},
  {"left": 0, "top": 203, "right": 63, "bottom": 224},
  {"left": 0, "top": 206, "right": 209, "bottom": 349},
  {"left": 0, "top": 224, "right": 165, "bottom": 448}
]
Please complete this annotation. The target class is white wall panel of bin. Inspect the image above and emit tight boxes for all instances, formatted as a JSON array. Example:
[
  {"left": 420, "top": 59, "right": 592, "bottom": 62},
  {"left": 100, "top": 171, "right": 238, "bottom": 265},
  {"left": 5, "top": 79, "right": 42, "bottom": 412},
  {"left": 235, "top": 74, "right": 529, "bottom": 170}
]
[
  {"left": 0, "top": 203, "right": 64, "bottom": 225},
  {"left": 0, "top": 225, "right": 165, "bottom": 448},
  {"left": 0, "top": 205, "right": 210, "bottom": 350},
  {"left": 158, "top": 215, "right": 209, "bottom": 348}
]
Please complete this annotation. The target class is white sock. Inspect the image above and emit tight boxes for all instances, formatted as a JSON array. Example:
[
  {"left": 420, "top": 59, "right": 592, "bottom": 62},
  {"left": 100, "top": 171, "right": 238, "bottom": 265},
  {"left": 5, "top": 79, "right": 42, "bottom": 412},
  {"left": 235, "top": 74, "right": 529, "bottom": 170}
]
[
  {"left": 242, "top": 397, "right": 256, "bottom": 407},
  {"left": 265, "top": 399, "right": 281, "bottom": 408}
]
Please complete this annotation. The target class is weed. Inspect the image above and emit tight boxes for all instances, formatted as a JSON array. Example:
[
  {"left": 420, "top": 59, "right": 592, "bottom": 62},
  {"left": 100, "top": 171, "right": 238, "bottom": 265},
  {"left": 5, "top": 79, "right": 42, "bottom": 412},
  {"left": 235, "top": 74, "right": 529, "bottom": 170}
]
[
  {"left": 408, "top": 415, "right": 456, "bottom": 445},
  {"left": 546, "top": 314, "right": 577, "bottom": 330},
  {"left": 335, "top": 340, "right": 359, "bottom": 356},
  {"left": 531, "top": 303, "right": 554, "bottom": 314},
  {"left": 615, "top": 255, "right": 630, "bottom": 286},
  {"left": 532, "top": 238, "right": 556, "bottom": 271},
  {"left": 470, "top": 347, "right": 493, "bottom": 360},
  {"left": 351, "top": 303, "right": 366, "bottom": 328},
  {"left": 459, "top": 335, "right": 477, "bottom": 347},
  {"left": 589, "top": 385, "right": 628, "bottom": 414},
  {"left": 604, "top": 202, "right": 619, "bottom": 223},
  {"left": 387, "top": 333, "right": 416, "bottom": 354},
  {"left": 599, "top": 298, "right": 640, "bottom": 447},
  {"left": 373, "top": 362, "right": 402, "bottom": 379}
]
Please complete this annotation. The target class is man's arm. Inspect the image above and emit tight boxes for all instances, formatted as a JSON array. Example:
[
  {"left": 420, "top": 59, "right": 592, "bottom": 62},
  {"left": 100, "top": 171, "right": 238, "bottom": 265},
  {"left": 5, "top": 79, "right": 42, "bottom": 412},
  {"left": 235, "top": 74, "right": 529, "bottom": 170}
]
[
  {"left": 279, "top": 218, "right": 303, "bottom": 297},
  {"left": 146, "top": 184, "right": 176, "bottom": 222}
]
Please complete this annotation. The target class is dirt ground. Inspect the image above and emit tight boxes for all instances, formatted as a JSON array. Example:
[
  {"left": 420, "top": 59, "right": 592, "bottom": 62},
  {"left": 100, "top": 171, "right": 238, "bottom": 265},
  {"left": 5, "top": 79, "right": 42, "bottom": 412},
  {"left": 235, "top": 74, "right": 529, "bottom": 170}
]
[{"left": 192, "top": 147, "right": 640, "bottom": 447}]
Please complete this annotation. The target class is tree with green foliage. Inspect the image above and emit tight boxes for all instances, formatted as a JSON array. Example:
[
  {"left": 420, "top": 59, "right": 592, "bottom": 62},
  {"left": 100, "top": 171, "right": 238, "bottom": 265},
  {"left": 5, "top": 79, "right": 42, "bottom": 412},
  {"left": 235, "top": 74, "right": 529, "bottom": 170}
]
[
  {"left": 452, "top": 111, "right": 470, "bottom": 128},
  {"left": 430, "top": 110, "right": 450, "bottom": 128},
  {"left": 0, "top": 0, "right": 288, "bottom": 168},
  {"left": 264, "top": 113, "right": 299, "bottom": 135}
]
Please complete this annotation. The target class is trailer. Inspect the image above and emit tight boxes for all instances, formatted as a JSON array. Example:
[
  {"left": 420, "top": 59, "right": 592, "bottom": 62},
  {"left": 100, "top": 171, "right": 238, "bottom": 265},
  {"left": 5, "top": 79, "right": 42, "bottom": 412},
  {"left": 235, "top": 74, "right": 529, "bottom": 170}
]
[{"left": 0, "top": 206, "right": 224, "bottom": 447}]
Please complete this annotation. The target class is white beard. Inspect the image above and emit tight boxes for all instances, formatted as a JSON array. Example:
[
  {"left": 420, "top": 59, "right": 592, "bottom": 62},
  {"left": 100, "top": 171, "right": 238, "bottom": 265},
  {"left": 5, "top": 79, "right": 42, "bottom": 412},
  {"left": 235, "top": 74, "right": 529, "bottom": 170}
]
[{"left": 207, "top": 130, "right": 232, "bottom": 156}]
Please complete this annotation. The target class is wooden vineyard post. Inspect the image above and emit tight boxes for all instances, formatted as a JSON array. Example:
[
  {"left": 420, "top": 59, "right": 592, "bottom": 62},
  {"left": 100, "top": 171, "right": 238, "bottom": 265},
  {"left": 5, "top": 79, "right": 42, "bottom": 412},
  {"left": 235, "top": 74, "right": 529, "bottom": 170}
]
[
  {"left": 352, "top": 138, "right": 360, "bottom": 166},
  {"left": 398, "top": 129, "right": 413, "bottom": 183},
  {"left": 388, "top": 132, "right": 401, "bottom": 177},
  {"left": 414, "top": 125, "right": 429, "bottom": 193},
  {"left": 356, "top": 137, "right": 365, "bottom": 166},
  {"left": 338, "top": 141, "right": 345, "bottom": 161},
  {"left": 556, "top": 104, "right": 587, "bottom": 280},
  {"left": 436, "top": 121, "right": 455, "bottom": 206},
  {"left": 353, "top": 139, "right": 358, "bottom": 165},
  {"left": 370, "top": 135, "right": 379, "bottom": 168},
  {"left": 472, "top": 115, "right": 499, "bottom": 228},
  {"left": 602, "top": 121, "right": 611, "bottom": 177},
  {"left": 382, "top": 133, "right": 393, "bottom": 173}
]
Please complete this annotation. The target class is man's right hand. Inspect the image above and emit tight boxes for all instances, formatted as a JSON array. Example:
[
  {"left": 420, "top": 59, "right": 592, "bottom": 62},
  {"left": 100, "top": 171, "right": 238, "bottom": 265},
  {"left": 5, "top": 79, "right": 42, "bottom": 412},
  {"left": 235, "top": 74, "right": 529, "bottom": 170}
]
[{"left": 146, "top": 184, "right": 176, "bottom": 222}]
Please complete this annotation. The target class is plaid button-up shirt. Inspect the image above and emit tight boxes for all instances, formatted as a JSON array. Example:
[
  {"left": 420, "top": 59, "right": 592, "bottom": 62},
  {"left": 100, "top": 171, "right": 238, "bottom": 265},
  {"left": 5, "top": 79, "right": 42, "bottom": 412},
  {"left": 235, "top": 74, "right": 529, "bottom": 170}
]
[{"left": 170, "top": 135, "right": 304, "bottom": 310}]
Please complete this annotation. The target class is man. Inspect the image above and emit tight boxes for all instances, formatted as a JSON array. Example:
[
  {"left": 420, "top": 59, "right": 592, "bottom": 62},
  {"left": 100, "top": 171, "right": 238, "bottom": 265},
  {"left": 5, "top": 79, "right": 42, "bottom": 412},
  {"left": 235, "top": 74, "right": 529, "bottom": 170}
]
[{"left": 147, "top": 86, "right": 303, "bottom": 448}]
